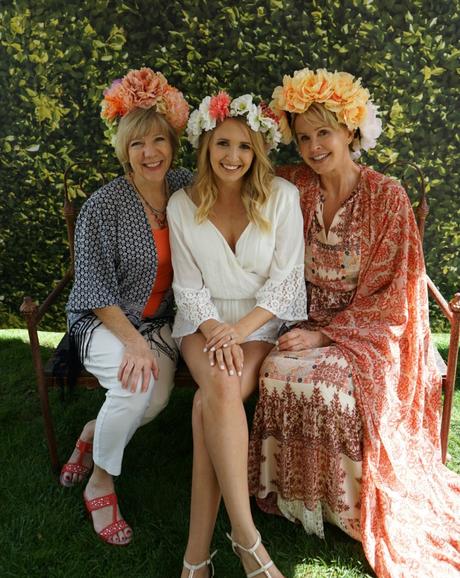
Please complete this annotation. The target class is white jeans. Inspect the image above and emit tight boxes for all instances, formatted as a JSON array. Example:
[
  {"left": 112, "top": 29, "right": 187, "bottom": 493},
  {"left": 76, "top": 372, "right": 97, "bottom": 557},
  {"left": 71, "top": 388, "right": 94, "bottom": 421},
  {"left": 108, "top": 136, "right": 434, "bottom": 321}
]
[{"left": 83, "top": 321, "right": 177, "bottom": 476}]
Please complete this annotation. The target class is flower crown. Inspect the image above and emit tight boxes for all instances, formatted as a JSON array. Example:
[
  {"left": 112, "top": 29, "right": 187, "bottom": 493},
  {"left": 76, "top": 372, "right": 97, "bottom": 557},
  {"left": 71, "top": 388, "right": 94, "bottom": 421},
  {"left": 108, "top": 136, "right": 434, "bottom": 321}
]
[
  {"left": 100, "top": 67, "right": 189, "bottom": 134},
  {"left": 186, "top": 92, "right": 284, "bottom": 150},
  {"left": 271, "top": 68, "right": 382, "bottom": 158}
]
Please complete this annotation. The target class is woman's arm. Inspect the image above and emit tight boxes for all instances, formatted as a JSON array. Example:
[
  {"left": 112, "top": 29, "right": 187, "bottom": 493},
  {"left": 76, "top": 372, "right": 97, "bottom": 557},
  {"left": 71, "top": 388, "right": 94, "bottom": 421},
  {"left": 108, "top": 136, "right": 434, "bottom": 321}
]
[
  {"left": 94, "top": 306, "right": 158, "bottom": 392},
  {"left": 168, "top": 194, "right": 222, "bottom": 333}
]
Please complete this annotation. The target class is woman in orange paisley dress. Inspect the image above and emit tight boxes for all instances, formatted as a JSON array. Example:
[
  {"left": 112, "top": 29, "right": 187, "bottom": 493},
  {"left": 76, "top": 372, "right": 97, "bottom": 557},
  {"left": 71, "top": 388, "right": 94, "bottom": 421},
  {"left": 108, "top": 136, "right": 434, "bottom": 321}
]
[{"left": 248, "top": 68, "right": 460, "bottom": 578}]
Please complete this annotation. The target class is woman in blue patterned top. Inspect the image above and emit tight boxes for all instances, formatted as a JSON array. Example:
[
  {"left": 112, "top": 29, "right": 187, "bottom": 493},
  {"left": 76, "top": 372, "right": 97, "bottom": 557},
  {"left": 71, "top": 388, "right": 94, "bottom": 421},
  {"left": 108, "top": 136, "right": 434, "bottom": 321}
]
[{"left": 62, "top": 68, "right": 192, "bottom": 546}]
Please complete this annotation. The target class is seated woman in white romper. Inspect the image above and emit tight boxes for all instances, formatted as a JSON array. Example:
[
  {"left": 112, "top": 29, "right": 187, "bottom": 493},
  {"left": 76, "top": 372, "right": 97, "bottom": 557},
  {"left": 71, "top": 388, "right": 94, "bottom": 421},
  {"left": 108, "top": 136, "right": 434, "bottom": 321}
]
[{"left": 167, "top": 93, "right": 307, "bottom": 578}]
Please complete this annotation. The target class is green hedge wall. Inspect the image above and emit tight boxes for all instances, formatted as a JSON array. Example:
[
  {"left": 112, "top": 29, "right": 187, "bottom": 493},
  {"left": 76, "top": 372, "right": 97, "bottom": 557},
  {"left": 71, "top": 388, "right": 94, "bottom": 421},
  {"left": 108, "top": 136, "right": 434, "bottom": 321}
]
[{"left": 1, "top": 0, "right": 459, "bottom": 330}]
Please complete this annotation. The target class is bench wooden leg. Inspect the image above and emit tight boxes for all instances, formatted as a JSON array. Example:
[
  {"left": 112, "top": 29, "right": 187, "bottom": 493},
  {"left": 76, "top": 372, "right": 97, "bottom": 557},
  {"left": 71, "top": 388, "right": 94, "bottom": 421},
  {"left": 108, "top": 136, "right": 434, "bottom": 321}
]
[
  {"left": 21, "top": 297, "right": 60, "bottom": 474},
  {"left": 440, "top": 294, "right": 460, "bottom": 464}
]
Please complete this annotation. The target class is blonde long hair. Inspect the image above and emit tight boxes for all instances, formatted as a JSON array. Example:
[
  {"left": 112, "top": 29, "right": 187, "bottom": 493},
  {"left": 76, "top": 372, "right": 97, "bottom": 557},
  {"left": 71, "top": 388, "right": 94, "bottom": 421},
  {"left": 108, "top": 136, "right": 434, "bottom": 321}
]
[{"left": 193, "top": 118, "right": 274, "bottom": 232}]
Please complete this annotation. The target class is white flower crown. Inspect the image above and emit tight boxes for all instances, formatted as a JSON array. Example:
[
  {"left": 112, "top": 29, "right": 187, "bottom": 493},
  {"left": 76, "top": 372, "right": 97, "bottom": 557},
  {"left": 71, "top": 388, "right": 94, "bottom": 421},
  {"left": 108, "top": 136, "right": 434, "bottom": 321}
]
[{"left": 186, "top": 92, "right": 283, "bottom": 150}]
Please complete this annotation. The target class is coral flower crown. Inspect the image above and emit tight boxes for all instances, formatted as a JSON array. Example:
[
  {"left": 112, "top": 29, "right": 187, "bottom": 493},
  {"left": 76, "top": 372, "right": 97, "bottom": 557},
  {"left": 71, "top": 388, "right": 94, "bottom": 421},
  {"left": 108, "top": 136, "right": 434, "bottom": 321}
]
[
  {"left": 271, "top": 68, "right": 382, "bottom": 157},
  {"left": 100, "top": 67, "right": 189, "bottom": 133},
  {"left": 186, "top": 92, "right": 285, "bottom": 150}
]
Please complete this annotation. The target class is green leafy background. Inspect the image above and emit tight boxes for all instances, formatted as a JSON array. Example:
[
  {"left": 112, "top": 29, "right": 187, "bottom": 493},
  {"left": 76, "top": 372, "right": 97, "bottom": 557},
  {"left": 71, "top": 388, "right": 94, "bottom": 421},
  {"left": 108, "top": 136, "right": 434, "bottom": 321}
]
[{"left": 1, "top": 0, "right": 459, "bottom": 330}]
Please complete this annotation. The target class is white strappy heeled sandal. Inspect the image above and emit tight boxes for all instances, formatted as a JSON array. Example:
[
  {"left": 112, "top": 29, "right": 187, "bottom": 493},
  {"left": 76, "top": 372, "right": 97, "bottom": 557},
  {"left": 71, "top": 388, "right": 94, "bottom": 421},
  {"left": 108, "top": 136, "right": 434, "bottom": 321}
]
[
  {"left": 226, "top": 531, "right": 274, "bottom": 578},
  {"left": 183, "top": 550, "right": 217, "bottom": 577}
]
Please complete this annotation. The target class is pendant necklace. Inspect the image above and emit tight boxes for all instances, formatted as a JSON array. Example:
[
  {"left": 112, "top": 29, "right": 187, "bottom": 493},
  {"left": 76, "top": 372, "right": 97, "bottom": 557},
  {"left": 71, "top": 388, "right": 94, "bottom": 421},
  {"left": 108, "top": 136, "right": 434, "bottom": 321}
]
[{"left": 130, "top": 175, "right": 168, "bottom": 228}]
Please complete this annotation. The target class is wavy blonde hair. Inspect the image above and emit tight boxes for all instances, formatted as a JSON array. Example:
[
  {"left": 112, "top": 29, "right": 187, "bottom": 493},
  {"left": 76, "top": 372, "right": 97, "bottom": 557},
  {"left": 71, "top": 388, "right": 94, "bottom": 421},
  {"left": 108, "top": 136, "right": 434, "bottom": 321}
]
[{"left": 193, "top": 118, "right": 274, "bottom": 232}]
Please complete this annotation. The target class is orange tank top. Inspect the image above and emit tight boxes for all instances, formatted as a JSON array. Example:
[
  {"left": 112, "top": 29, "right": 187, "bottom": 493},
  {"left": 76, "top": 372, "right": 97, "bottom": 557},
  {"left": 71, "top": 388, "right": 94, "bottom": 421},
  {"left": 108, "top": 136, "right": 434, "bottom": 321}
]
[{"left": 142, "top": 227, "right": 173, "bottom": 318}]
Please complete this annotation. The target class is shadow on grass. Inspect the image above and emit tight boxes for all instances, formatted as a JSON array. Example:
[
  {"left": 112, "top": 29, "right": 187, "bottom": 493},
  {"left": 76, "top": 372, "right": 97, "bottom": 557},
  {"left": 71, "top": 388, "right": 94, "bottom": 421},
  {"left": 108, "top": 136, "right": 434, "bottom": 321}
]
[
  {"left": 0, "top": 331, "right": 381, "bottom": 577},
  {"left": 2, "top": 328, "right": 460, "bottom": 576}
]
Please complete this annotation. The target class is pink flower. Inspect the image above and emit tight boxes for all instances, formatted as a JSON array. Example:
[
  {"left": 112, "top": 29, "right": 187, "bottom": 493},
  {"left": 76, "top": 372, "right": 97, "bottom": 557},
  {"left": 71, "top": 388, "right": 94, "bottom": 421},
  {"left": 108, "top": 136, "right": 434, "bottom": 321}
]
[
  {"left": 159, "top": 87, "right": 190, "bottom": 131},
  {"left": 259, "top": 101, "right": 280, "bottom": 124},
  {"left": 101, "top": 79, "right": 129, "bottom": 121},
  {"left": 121, "top": 67, "right": 168, "bottom": 110},
  {"left": 103, "top": 78, "right": 122, "bottom": 97},
  {"left": 209, "top": 92, "right": 231, "bottom": 121},
  {"left": 100, "top": 68, "right": 189, "bottom": 133}
]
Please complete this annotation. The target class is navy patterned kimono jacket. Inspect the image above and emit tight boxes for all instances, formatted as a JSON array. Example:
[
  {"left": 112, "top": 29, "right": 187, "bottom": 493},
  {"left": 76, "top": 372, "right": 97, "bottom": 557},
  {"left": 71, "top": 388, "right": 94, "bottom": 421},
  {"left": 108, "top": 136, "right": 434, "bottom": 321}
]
[{"left": 67, "top": 168, "right": 192, "bottom": 361}]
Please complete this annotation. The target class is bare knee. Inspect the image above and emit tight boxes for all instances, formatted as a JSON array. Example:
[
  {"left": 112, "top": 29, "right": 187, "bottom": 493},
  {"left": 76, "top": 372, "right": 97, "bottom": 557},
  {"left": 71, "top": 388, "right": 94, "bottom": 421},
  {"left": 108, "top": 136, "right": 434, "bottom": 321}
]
[{"left": 200, "top": 371, "right": 241, "bottom": 410}]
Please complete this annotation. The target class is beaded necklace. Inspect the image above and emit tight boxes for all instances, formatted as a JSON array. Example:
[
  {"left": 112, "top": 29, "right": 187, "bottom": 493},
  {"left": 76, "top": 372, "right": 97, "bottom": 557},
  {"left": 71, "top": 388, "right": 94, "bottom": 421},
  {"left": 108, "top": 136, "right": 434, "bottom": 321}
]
[{"left": 130, "top": 175, "right": 168, "bottom": 228}]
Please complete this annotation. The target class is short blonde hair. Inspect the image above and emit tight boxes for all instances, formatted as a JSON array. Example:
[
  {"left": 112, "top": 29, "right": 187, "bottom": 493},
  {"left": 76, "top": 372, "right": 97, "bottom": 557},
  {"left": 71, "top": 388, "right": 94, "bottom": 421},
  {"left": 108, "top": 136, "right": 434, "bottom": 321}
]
[
  {"left": 292, "top": 102, "right": 341, "bottom": 140},
  {"left": 292, "top": 103, "right": 356, "bottom": 151},
  {"left": 115, "top": 107, "right": 179, "bottom": 174},
  {"left": 193, "top": 118, "right": 274, "bottom": 232}
]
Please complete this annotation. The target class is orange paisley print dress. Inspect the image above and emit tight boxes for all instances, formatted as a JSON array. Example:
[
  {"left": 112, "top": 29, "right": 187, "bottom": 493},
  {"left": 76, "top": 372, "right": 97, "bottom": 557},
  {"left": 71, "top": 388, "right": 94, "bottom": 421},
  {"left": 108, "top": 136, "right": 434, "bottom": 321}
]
[{"left": 248, "top": 164, "right": 460, "bottom": 578}]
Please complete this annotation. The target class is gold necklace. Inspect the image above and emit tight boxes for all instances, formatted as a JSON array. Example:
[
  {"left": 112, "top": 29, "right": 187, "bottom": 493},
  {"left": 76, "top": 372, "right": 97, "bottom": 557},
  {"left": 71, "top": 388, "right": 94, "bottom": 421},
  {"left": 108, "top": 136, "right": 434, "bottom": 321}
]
[{"left": 130, "top": 175, "right": 168, "bottom": 228}]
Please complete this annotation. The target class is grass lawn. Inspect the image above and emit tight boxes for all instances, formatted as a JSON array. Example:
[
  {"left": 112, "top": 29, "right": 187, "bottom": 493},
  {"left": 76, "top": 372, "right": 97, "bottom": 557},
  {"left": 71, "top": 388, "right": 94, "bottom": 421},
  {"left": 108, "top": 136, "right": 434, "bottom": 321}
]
[{"left": 1, "top": 329, "right": 458, "bottom": 578}]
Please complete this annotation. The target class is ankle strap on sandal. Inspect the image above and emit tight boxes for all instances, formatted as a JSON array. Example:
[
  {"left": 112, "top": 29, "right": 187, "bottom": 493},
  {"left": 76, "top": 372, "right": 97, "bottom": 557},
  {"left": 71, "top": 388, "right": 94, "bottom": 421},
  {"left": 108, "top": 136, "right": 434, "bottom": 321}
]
[
  {"left": 76, "top": 438, "right": 93, "bottom": 453},
  {"left": 226, "top": 530, "right": 262, "bottom": 555},
  {"left": 183, "top": 550, "right": 217, "bottom": 577},
  {"left": 226, "top": 531, "right": 274, "bottom": 578}
]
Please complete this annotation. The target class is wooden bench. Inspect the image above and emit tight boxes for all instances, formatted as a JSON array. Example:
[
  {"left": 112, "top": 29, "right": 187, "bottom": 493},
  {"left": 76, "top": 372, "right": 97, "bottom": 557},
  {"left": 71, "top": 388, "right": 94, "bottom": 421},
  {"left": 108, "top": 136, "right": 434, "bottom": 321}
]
[{"left": 20, "top": 161, "right": 459, "bottom": 473}]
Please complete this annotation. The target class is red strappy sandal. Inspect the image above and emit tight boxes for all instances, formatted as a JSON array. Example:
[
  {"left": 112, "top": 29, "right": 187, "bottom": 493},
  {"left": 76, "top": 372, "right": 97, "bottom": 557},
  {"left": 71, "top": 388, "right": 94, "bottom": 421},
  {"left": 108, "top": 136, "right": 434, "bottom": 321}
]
[
  {"left": 83, "top": 492, "right": 132, "bottom": 546},
  {"left": 60, "top": 438, "right": 93, "bottom": 487}
]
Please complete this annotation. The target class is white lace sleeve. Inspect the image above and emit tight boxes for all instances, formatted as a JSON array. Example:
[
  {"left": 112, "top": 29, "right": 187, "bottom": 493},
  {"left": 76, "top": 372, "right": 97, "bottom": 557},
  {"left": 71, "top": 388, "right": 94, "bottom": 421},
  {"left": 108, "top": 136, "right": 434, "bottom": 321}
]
[
  {"left": 168, "top": 191, "right": 221, "bottom": 337},
  {"left": 255, "top": 178, "right": 308, "bottom": 322},
  {"left": 173, "top": 285, "right": 221, "bottom": 331},
  {"left": 256, "top": 263, "right": 307, "bottom": 320}
]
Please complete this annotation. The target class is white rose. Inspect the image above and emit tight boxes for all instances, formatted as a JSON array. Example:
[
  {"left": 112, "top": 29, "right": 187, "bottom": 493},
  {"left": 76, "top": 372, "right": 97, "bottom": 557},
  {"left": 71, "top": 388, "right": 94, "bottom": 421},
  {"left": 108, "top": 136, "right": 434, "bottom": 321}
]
[
  {"left": 230, "top": 94, "right": 254, "bottom": 116},
  {"left": 246, "top": 105, "right": 261, "bottom": 132},
  {"left": 186, "top": 109, "right": 202, "bottom": 148},
  {"left": 198, "top": 96, "right": 211, "bottom": 115},
  {"left": 359, "top": 102, "right": 382, "bottom": 151},
  {"left": 196, "top": 97, "right": 216, "bottom": 132}
]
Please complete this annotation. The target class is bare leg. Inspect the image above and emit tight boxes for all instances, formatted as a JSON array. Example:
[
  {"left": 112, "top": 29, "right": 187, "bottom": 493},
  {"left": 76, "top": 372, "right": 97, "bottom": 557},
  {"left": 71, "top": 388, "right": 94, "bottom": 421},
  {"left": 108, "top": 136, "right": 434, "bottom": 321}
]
[
  {"left": 60, "top": 419, "right": 96, "bottom": 486},
  {"left": 84, "top": 465, "right": 132, "bottom": 545},
  {"left": 181, "top": 334, "right": 284, "bottom": 578},
  {"left": 180, "top": 391, "right": 220, "bottom": 578}
]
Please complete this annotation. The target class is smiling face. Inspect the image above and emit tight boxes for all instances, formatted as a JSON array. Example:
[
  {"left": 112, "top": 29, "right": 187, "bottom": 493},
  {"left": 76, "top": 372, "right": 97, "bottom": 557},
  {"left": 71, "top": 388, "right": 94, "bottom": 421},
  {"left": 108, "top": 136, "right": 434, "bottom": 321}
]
[
  {"left": 294, "top": 112, "right": 354, "bottom": 176},
  {"left": 127, "top": 123, "right": 173, "bottom": 187},
  {"left": 115, "top": 108, "right": 178, "bottom": 182},
  {"left": 208, "top": 118, "right": 255, "bottom": 186}
]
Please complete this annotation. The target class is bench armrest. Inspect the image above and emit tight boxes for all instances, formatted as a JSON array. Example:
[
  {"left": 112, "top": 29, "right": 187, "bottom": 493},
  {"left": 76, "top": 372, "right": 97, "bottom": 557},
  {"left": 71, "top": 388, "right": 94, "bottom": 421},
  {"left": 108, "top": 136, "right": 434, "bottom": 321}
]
[{"left": 20, "top": 268, "right": 73, "bottom": 329}]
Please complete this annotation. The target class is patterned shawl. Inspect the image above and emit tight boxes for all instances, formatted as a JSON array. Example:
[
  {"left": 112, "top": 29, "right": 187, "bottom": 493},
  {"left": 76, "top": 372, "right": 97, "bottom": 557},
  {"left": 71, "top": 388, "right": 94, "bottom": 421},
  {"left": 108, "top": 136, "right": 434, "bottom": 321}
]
[
  {"left": 67, "top": 168, "right": 192, "bottom": 361},
  {"left": 67, "top": 168, "right": 192, "bottom": 325},
  {"left": 277, "top": 163, "right": 460, "bottom": 578}
]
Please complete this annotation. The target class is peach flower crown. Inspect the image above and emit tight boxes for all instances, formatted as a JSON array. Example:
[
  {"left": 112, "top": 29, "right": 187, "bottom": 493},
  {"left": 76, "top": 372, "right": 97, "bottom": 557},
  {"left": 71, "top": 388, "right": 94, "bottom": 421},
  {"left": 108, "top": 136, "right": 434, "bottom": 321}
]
[
  {"left": 100, "top": 67, "right": 189, "bottom": 135},
  {"left": 271, "top": 68, "right": 382, "bottom": 158},
  {"left": 186, "top": 92, "right": 284, "bottom": 151}
]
